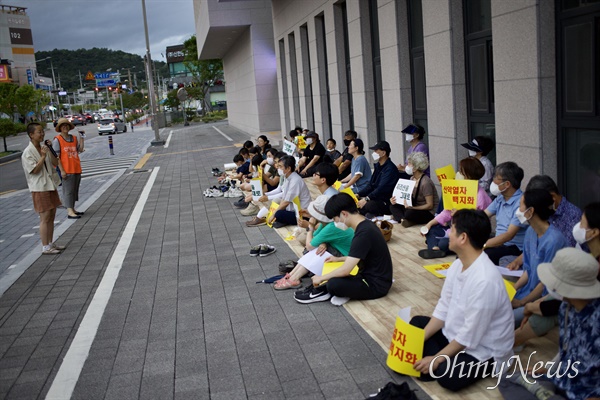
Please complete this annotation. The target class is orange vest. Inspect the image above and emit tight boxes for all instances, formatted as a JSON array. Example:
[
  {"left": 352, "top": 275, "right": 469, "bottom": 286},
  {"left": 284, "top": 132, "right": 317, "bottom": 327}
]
[{"left": 55, "top": 134, "right": 82, "bottom": 174}]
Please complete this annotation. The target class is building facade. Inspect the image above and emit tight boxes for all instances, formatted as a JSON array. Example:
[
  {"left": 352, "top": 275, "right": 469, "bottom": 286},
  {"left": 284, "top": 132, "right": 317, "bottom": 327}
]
[{"left": 195, "top": 0, "right": 599, "bottom": 207}]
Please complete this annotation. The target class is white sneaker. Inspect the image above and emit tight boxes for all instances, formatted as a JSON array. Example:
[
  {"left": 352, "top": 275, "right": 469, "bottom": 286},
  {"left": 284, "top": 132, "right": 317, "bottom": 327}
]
[
  {"left": 212, "top": 189, "right": 224, "bottom": 197},
  {"left": 330, "top": 296, "right": 350, "bottom": 306}
]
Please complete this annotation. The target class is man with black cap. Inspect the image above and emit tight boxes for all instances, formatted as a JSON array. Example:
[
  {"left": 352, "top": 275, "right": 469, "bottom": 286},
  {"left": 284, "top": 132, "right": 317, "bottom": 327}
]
[
  {"left": 297, "top": 131, "right": 326, "bottom": 178},
  {"left": 356, "top": 140, "right": 400, "bottom": 217},
  {"left": 461, "top": 136, "right": 494, "bottom": 196}
]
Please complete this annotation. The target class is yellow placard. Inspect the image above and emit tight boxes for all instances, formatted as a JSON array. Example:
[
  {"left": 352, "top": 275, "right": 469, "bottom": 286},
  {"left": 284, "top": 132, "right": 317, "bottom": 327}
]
[
  {"left": 266, "top": 201, "right": 279, "bottom": 228},
  {"left": 442, "top": 179, "right": 478, "bottom": 210},
  {"left": 340, "top": 187, "right": 359, "bottom": 205},
  {"left": 435, "top": 164, "right": 456, "bottom": 183},
  {"left": 504, "top": 279, "right": 516, "bottom": 301},
  {"left": 387, "top": 310, "right": 424, "bottom": 377},
  {"left": 333, "top": 181, "right": 342, "bottom": 190},
  {"left": 258, "top": 166, "right": 263, "bottom": 182},
  {"left": 296, "top": 135, "right": 307, "bottom": 150},
  {"left": 292, "top": 196, "right": 301, "bottom": 211},
  {"left": 423, "top": 263, "right": 451, "bottom": 278},
  {"left": 322, "top": 261, "right": 359, "bottom": 276}
]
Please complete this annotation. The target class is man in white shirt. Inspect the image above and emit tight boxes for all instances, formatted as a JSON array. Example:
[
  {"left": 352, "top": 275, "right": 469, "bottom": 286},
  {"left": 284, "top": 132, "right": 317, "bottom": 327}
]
[{"left": 411, "top": 209, "right": 514, "bottom": 391}]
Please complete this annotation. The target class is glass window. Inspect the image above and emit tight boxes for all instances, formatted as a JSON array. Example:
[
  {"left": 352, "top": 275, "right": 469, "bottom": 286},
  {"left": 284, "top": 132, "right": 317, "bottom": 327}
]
[
  {"left": 466, "top": 0, "right": 492, "bottom": 34},
  {"left": 564, "top": 22, "right": 593, "bottom": 113},
  {"left": 413, "top": 54, "right": 427, "bottom": 112},
  {"left": 469, "top": 43, "right": 489, "bottom": 112},
  {"left": 564, "top": 128, "right": 600, "bottom": 206}
]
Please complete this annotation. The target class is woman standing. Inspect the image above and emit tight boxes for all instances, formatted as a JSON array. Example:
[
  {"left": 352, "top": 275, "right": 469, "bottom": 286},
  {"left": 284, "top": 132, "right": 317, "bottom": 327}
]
[
  {"left": 397, "top": 123, "right": 430, "bottom": 177},
  {"left": 53, "top": 118, "right": 84, "bottom": 219},
  {"left": 21, "top": 123, "right": 65, "bottom": 255}
]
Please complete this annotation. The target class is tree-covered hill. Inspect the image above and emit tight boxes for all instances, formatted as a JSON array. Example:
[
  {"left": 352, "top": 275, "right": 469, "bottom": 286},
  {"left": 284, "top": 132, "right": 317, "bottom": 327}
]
[{"left": 34, "top": 48, "right": 168, "bottom": 92}]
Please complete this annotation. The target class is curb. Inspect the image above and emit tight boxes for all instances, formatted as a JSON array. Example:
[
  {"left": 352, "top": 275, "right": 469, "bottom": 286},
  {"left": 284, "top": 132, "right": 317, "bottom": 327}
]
[{"left": 0, "top": 151, "right": 22, "bottom": 165}]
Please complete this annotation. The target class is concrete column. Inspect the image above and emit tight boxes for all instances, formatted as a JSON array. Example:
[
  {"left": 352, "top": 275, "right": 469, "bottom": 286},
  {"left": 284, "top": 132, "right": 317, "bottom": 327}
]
[
  {"left": 492, "top": 0, "right": 556, "bottom": 183},
  {"left": 326, "top": 4, "right": 346, "bottom": 142}
]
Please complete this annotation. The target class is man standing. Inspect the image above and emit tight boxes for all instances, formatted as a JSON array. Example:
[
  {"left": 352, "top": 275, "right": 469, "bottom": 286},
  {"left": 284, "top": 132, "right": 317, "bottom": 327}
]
[
  {"left": 21, "top": 123, "right": 65, "bottom": 255},
  {"left": 411, "top": 209, "right": 514, "bottom": 391},
  {"left": 53, "top": 118, "right": 85, "bottom": 219}
]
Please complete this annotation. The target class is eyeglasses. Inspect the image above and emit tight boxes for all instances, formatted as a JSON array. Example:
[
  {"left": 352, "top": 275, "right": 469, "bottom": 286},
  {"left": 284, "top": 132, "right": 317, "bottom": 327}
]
[{"left": 313, "top": 173, "right": 321, "bottom": 177}]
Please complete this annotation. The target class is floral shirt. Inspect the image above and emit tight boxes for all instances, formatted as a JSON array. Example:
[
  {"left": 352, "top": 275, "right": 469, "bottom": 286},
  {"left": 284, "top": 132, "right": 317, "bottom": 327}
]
[
  {"left": 552, "top": 298, "right": 600, "bottom": 399},
  {"left": 549, "top": 197, "right": 582, "bottom": 248}
]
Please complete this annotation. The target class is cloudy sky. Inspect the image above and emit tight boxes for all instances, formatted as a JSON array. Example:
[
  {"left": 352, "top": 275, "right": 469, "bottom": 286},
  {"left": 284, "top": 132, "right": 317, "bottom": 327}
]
[{"left": 13, "top": 0, "right": 196, "bottom": 60}]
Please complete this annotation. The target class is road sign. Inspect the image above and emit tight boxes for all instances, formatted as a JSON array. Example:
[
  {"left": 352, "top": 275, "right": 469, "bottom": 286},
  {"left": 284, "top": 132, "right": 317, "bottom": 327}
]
[
  {"left": 85, "top": 71, "right": 95, "bottom": 80},
  {"left": 94, "top": 72, "right": 111, "bottom": 79},
  {"left": 96, "top": 79, "right": 117, "bottom": 88}
]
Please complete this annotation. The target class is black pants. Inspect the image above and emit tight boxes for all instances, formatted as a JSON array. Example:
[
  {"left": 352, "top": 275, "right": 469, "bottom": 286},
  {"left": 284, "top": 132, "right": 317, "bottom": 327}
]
[
  {"left": 273, "top": 210, "right": 297, "bottom": 226},
  {"left": 484, "top": 244, "right": 522, "bottom": 265},
  {"left": 389, "top": 204, "right": 434, "bottom": 224},
  {"left": 409, "top": 316, "right": 494, "bottom": 392},
  {"left": 359, "top": 200, "right": 390, "bottom": 217},
  {"left": 326, "top": 274, "right": 387, "bottom": 300}
]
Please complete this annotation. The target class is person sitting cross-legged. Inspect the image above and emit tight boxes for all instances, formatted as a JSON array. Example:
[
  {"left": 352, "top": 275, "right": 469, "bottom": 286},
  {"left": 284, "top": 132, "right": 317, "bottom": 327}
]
[
  {"left": 410, "top": 209, "right": 514, "bottom": 392},
  {"left": 294, "top": 193, "right": 394, "bottom": 306}
]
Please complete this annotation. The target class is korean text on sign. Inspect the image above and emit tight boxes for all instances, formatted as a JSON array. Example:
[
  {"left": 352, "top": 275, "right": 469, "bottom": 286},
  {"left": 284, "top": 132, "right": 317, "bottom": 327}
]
[
  {"left": 435, "top": 164, "right": 456, "bottom": 183},
  {"left": 250, "top": 178, "right": 262, "bottom": 201},
  {"left": 392, "top": 179, "right": 417, "bottom": 207},
  {"left": 282, "top": 140, "right": 296, "bottom": 156},
  {"left": 386, "top": 307, "right": 424, "bottom": 377},
  {"left": 441, "top": 179, "right": 478, "bottom": 210}
]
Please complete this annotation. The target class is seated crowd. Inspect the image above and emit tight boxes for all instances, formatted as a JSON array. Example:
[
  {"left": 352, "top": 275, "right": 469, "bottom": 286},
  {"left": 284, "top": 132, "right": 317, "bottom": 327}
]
[{"left": 209, "top": 127, "right": 599, "bottom": 399}]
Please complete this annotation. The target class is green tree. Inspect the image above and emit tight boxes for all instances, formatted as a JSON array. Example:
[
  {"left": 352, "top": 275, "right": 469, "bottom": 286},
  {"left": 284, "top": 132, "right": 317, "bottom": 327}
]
[
  {"left": 163, "top": 89, "right": 181, "bottom": 111},
  {"left": 14, "top": 85, "right": 48, "bottom": 122},
  {"left": 0, "top": 119, "right": 18, "bottom": 153},
  {"left": 0, "top": 83, "right": 18, "bottom": 119},
  {"left": 183, "top": 35, "right": 223, "bottom": 114}
]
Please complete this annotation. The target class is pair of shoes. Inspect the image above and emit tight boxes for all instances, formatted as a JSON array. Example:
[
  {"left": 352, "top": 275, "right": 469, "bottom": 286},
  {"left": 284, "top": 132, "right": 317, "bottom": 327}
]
[
  {"left": 249, "top": 244, "right": 262, "bottom": 256},
  {"left": 75, "top": 211, "right": 85, "bottom": 216},
  {"left": 204, "top": 187, "right": 224, "bottom": 197},
  {"left": 225, "top": 188, "right": 243, "bottom": 198},
  {"left": 418, "top": 249, "right": 447, "bottom": 259},
  {"left": 246, "top": 217, "right": 266, "bottom": 227},
  {"left": 249, "top": 244, "right": 275, "bottom": 256},
  {"left": 212, "top": 168, "right": 222, "bottom": 176},
  {"left": 272, "top": 221, "right": 287, "bottom": 229},
  {"left": 234, "top": 197, "right": 249, "bottom": 209},
  {"left": 241, "top": 203, "right": 259, "bottom": 216},
  {"left": 274, "top": 274, "right": 301, "bottom": 290},
  {"left": 68, "top": 215, "right": 81, "bottom": 219},
  {"left": 51, "top": 243, "right": 66, "bottom": 251},
  {"left": 401, "top": 219, "right": 416, "bottom": 228},
  {"left": 294, "top": 284, "right": 331, "bottom": 304},
  {"left": 330, "top": 296, "right": 350, "bottom": 306},
  {"left": 368, "top": 382, "right": 417, "bottom": 400},
  {"left": 278, "top": 260, "right": 297, "bottom": 274},
  {"left": 42, "top": 248, "right": 62, "bottom": 255}
]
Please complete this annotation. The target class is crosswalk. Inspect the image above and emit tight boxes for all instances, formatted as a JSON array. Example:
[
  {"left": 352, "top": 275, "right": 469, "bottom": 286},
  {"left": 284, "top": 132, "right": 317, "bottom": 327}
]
[{"left": 80, "top": 156, "right": 141, "bottom": 178}]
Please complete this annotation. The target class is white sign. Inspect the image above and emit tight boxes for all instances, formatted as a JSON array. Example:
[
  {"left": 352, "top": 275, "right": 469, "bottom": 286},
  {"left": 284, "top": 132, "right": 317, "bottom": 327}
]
[
  {"left": 392, "top": 179, "right": 416, "bottom": 207},
  {"left": 250, "top": 178, "right": 263, "bottom": 201},
  {"left": 297, "top": 249, "right": 332, "bottom": 276},
  {"left": 282, "top": 139, "right": 296, "bottom": 156}
]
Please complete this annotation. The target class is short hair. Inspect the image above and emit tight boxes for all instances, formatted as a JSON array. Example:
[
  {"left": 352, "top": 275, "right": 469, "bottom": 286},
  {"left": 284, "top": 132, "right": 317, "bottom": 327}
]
[
  {"left": 27, "top": 122, "right": 42, "bottom": 136},
  {"left": 526, "top": 175, "right": 560, "bottom": 195},
  {"left": 289, "top": 129, "right": 298, "bottom": 138},
  {"left": 275, "top": 151, "right": 287, "bottom": 160},
  {"left": 315, "top": 162, "right": 339, "bottom": 186},
  {"left": 324, "top": 193, "right": 358, "bottom": 218},
  {"left": 459, "top": 157, "right": 485, "bottom": 180},
  {"left": 251, "top": 154, "right": 263, "bottom": 167},
  {"left": 352, "top": 139, "right": 364, "bottom": 155},
  {"left": 344, "top": 130, "right": 357, "bottom": 138},
  {"left": 239, "top": 148, "right": 249, "bottom": 157},
  {"left": 474, "top": 136, "right": 495, "bottom": 156},
  {"left": 407, "top": 151, "right": 429, "bottom": 172},
  {"left": 452, "top": 209, "right": 491, "bottom": 250},
  {"left": 494, "top": 162, "right": 524, "bottom": 190},
  {"left": 584, "top": 202, "right": 600, "bottom": 230},
  {"left": 327, "top": 138, "right": 336, "bottom": 146},
  {"left": 243, "top": 140, "right": 254, "bottom": 149},
  {"left": 233, "top": 154, "right": 244, "bottom": 164},
  {"left": 295, "top": 126, "right": 303, "bottom": 133},
  {"left": 280, "top": 155, "right": 296, "bottom": 171},
  {"left": 524, "top": 189, "right": 555, "bottom": 221},
  {"left": 266, "top": 148, "right": 278, "bottom": 158}
]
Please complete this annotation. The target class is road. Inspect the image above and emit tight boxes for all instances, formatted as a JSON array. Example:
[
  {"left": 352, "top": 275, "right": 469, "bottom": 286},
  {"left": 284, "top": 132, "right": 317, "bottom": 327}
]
[{"left": 0, "top": 122, "right": 120, "bottom": 194}]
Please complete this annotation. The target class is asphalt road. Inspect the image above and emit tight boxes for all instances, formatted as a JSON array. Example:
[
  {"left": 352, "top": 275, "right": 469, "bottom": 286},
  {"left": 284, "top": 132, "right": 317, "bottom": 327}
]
[{"left": 0, "top": 122, "right": 106, "bottom": 194}]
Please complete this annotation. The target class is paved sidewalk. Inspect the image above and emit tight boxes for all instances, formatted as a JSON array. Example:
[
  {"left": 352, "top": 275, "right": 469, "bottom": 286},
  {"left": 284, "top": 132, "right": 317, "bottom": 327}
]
[{"left": 0, "top": 122, "right": 426, "bottom": 400}]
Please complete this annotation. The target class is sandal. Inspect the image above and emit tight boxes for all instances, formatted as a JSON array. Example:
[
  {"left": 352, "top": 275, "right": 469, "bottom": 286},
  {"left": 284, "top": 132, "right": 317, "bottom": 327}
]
[
  {"left": 42, "top": 248, "right": 62, "bottom": 255},
  {"left": 273, "top": 276, "right": 302, "bottom": 290}
]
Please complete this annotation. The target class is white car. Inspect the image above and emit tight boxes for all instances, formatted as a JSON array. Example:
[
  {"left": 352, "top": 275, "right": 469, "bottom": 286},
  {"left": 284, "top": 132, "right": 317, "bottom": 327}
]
[{"left": 97, "top": 118, "right": 127, "bottom": 135}]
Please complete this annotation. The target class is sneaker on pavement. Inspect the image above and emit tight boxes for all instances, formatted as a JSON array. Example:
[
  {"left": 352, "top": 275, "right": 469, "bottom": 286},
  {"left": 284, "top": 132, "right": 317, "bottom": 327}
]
[
  {"left": 246, "top": 217, "right": 266, "bottom": 227},
  {"left": 249, "top": 244, "right": 263, "bottom": 257},
  {"left": 51, "top": 243, "right": 66, "bottom": 251},
  {"left": 278, "top": 260, "right": 297, "bottom": 274},
  {"left": 294, "top": 284, "right": 331, "bottom": 304},
  {"left": 241, "top": 203, "right": 259, "bottom": 216},
  {"left": 330, "top": 296, "right": 350, "bottom": 306},
  {"left": 258, "top": 244, "right": 276, "bottom": 257},
  {"left": 211, "top": 189, "right": 224, "bottom": 197}
]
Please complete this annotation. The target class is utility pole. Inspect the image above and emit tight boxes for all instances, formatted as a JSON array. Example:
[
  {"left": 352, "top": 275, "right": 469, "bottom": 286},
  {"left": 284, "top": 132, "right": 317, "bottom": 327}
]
[
  {"left": 78, "top": 70, "right": 83, "bottom": 89},
  {"left": 141, "top": 0, "right": 164, "bottom": 145}
]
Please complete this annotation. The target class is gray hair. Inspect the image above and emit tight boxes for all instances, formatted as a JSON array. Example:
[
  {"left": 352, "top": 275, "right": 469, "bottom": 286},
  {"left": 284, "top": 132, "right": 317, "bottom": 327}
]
[
  {"left": 494, "top": 162, "right": 524, "bottom": 190},
  {"left": 407, "top": 151, "right": 429, "bottom": 172}
]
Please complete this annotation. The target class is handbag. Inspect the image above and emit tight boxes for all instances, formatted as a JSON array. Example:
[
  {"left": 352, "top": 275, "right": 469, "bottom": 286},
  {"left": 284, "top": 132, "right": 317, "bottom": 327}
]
[{"left": 376, "top": 220, "right": 393, "bottom": 242}]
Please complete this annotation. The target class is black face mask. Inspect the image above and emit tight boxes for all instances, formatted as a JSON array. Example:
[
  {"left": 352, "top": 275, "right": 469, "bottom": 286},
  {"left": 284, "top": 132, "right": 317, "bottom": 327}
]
[{"left": 344, "top": 139, "right": 351, "bottom": 146}]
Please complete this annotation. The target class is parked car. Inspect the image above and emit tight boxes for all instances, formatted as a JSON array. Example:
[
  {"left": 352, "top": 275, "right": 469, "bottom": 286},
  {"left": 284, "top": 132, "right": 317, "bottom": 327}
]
[
  {"left": 97, "top": 118, "right": 127, "bottom": 135},
  {"left": 71, "top": 115, "right": 86, "bottom": 126},
  {"left": 84, "top": 114, "right": 94, "bottom": 122}
]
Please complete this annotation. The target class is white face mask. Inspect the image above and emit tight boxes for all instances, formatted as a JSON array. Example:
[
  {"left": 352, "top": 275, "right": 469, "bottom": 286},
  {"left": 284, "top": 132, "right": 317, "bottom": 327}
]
[
  {"left": 468, "top": 150, "right": 477, "bottom": 157},
  {"left": 515, "top": 207, "right": 531, "bottom": 225},
  {"left": 405, "top": 165, "right": 414, "bottom": 176},
  {"left": 455, "top": 171, "right": 465, "bottom": 180},
  {"left": 372, "top": 152, "right": 381, "bottom": 162},
  {"left": 334, "top": 214, "right": 348, "bottom": 231},
  {"left": 490, "top": 181, "right": 507, "bottom": 197},
  {"left": 305, "top": 138, "right": 313, "bottom": 145},
  {"left": 405, "top": 134, "right": 415, "bottom": 142},
  {"left": 266, "top": 157, "right": 274, "bottom": 165},
  {"left": 572, "top": 222, "right": 591, "bottom": 245},
  {"left": 277, "top": 168, "right": 284, "bottom": 176}
]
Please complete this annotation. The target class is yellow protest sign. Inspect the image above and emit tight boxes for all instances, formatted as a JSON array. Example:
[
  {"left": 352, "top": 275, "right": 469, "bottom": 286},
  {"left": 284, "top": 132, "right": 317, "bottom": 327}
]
[
  {"left": 258, "top": 166, "right": 263, "bottom": 182},
  {"left": 322, "top": 261, "right": 359, "bottom": 276},
  {"left": 442, "top": 179, "right": 478, "bottom": 210},
  {"left": 387, "top": 307, "right": 424, "bottom": 377},
  {"left": 423, "top": 263, "right": 451, "bottom": 278},
  {"left": 333, "top": 181, "right": 342, "bottom": 190},
  {"left": 504, "top": 279, "right": 516, "bottom": 301},
  {"left": 340, "top": 187, "right": 359, "bottom": 205},
  {"left": 292, "top": 196, "right": 301, "bottom": 211},
  {"left": 296, "top": 135, "right": 307, "bottom": 150},
  {"left": 266, "top": 201, "right": 279, "bottom": 228},
  {"left": 435, "top": 164, "right": 456, "bottom": 183}
]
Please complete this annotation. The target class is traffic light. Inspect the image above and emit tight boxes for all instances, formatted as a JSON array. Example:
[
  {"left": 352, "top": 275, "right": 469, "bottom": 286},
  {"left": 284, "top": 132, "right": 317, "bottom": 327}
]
[
  {"left": 108, "top": 87, "right": 112, "bottom": 91},
  {"left": 95, "top": 87, "right": 99, "bottom": 92}
]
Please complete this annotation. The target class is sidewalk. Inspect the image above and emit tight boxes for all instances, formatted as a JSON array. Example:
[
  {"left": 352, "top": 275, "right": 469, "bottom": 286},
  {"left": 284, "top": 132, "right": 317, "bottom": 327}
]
[{"left": 0, "top": 122, "right": 424, "bottom": 400}]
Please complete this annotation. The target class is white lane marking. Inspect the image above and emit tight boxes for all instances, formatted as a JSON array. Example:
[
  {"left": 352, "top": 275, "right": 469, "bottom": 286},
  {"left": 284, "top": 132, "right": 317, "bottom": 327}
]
[
  {"left": 22, "top": 209, "right": 32, "bottom": 212},
  {"left": 45, "top": 167, "right": 160, "bottom": 400},
  {"left": 164, "top": 130, "right": 173, "bottom": 148},
  {"left": 0, "top": 240, "right": 4, "bottom": 243},
  {"left": 33, "top": 226, "right": 39, "bottom": 229},
  {"left": 212, "top": 126, "right": 233, "bottom": 141},
  {"left": 8, "top": 265, "right": 16, "bottom": 270},
  {"left": 20, "top": 234, "right": 34, "bottom": 238}
]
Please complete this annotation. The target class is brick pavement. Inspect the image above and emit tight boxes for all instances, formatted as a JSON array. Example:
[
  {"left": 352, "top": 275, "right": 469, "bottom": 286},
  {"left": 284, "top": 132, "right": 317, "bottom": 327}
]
[{"left": 0, "top": 122, "right": 428, "bottom": 399}]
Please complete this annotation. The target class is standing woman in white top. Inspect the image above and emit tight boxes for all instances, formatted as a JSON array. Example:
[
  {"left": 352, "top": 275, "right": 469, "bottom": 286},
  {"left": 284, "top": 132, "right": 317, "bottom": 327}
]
[{"left": 21, "top": 123, "right": 65, "bottom": 255}]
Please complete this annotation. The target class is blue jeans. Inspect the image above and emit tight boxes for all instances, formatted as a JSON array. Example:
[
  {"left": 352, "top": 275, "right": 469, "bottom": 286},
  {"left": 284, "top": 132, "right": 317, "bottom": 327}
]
[{"left": 426, "top": 224, "right": 449, "bottom": 251}]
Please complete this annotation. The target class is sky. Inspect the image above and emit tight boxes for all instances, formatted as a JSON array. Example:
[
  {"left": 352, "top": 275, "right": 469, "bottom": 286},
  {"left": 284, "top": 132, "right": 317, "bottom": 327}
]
[{"left": 11, "top": 0, "right": 196, "bottom": 61}]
